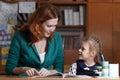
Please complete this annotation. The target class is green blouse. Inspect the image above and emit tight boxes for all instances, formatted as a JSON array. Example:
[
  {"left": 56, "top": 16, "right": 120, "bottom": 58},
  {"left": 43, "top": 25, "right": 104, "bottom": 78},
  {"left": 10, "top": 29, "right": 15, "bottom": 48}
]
[{"left": 5, "top": 31, "right": 64, "bottom": 76}]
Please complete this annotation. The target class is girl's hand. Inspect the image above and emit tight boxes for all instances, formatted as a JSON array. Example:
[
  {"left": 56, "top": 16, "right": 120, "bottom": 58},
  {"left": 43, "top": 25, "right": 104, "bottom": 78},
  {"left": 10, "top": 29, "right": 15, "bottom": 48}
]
[{"left": 22, "top": 67, "right": 39, "bottom": 77}]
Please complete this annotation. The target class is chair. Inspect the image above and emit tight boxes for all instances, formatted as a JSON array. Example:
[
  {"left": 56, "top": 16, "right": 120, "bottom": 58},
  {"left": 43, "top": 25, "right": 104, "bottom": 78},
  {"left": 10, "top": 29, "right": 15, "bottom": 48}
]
[{"left": 99, "top": 53, "right": 105, "bottom": 62}]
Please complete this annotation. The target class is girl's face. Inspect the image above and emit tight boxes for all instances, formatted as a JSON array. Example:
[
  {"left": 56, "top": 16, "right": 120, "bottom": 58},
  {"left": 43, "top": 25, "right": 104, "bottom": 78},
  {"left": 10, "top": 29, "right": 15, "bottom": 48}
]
[
  {"left": 78, "top": 41, "right": 91, "bottom": 61},
  {"left": 42, "top": 18, "right": 58, "bottom": 38}
]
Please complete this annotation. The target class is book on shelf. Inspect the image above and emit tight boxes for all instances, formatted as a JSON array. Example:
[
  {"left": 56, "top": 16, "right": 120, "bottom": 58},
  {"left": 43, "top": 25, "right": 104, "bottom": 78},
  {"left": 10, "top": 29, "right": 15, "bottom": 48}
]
[
  {"left": 68, "top": 9, "right": 73, "bottom": 25},
  {"left": 60, "top": 5, "right": 86, "bottom": 26},
  {"left": 32, "top": 72, "right": 92, "bottom": 78},
  {"left": 63, "top": 9, "right": 69, "bottom": 25},
  {"left": 73, "top": 11, "right": 80, "bottom": 26},
  {"left": 79, "top": 5, "right": 85, "bottom": 26},
  {"left": 61, "top": 31, "right": 84, "bottom": 49},
  {"left": 60, "top": 6, "right": 73, "bottom": 26}
]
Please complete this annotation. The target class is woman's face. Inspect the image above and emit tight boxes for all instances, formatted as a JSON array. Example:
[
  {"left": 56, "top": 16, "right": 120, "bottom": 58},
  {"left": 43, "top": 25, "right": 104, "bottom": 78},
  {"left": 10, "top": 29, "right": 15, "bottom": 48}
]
[
  {"left": 78, "top": 41, "right": 91, "bottom": 61},
  {"left": 42, "top": 18, "right": 58, "bottom": 38}
]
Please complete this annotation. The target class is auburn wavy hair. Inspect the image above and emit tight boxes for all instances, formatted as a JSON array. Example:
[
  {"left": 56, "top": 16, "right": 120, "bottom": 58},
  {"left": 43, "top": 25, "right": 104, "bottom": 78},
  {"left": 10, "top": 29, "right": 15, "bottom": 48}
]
[{"left": 19, "top": 4, "right": 60, "bottom": 45}]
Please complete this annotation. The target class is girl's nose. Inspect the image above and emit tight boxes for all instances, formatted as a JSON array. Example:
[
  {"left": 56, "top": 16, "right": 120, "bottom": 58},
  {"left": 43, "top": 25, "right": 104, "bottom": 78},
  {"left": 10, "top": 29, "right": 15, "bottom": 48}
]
[
  {"left": 78, "top": 49, "right": 81, "bottom": 54},
  {"left": 78, "top": 48, "right": 81, "bottom": 52}
]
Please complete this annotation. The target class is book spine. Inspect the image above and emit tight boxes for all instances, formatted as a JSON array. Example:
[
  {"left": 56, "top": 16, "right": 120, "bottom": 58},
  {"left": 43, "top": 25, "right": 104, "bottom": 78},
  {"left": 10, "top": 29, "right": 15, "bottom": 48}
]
[
  {"left": 68, "top": 9, "right": 73, "bottom": 25},
  {"left": 73, "top": 11, "right": 80, "bottom": 26},
  {"left": 63, "top": 9, "right": 69, "bottom": 25},
  {"left": 79, "top": 5, "right": 84, "bottom": 26}
]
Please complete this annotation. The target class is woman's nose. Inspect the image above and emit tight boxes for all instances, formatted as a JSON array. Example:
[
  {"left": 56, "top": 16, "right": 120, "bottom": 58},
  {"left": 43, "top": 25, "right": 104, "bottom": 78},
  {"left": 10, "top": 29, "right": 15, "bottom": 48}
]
[{"left": 50, "top": 27, "right": 55, "bottom": 32}]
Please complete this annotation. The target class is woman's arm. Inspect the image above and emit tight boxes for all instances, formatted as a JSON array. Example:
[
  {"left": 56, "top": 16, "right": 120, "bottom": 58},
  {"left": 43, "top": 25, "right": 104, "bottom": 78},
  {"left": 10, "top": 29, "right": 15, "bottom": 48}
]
[
  {"left": 5, "top": 32, "right": 21, "bottom": 75},
  {"left": 13, "top": 67, "right": 39, "bottom": 77},
  {"left": 53, "top": 32, "right": 64, "bottom": 72},
  {"left": 12, "top": 67, "right": 25, "bottom": 74},
  {"left": 5, "top": 32, "right": 40, "bottom": 77}
]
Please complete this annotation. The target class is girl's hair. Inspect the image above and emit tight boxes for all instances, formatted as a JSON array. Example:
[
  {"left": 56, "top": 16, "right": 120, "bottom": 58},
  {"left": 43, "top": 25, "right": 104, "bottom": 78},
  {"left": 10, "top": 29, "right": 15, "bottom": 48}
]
[
  {"left": 19, "top": 4, "right": 60, "bottom": 44},
  {"left": 83, "top": 35, "right": 103, "bottom": 64}
]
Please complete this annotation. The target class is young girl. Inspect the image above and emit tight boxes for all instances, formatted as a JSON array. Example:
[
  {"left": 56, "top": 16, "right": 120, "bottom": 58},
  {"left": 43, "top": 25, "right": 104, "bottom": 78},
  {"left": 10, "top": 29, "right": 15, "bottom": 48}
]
[{"left": 68, "top": 35, "right": 103, "bottom": 76}]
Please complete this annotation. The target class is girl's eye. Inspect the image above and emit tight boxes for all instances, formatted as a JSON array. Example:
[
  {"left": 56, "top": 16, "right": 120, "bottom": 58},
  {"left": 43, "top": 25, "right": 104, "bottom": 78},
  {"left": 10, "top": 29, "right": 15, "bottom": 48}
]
[
  {"left": 82, "top": 48, "right": 85, "bottom": 51},
  {"left": 81, "top": 47, "right": 85, "bottom": 51}
]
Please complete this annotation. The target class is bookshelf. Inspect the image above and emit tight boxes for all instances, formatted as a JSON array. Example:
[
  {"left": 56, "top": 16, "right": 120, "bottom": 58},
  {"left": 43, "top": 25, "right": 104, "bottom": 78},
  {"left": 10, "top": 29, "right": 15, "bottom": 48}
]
[{"left": 0, "top": 24, "right": 15, "bottom": 74}]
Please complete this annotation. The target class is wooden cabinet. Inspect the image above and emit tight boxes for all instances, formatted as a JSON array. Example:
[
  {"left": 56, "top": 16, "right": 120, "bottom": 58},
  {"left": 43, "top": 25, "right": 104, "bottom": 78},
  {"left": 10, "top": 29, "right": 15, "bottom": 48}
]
[
  {"left": 87, "top": 3, "right": 113, "bottom": 62},
  {"left": 113, "top": 3, "right": 120, "bottom": 67},
  {"left": 113, "top": 0, "right": 120, "bottom": 2},
  {"left": 87, "top": 0, "right": 120, "bottom": 73},
  {"left": 113, "top": 4, "right": 120, "bottom": 32},
  {"left": 113, "top": 4, "right": 120, "bottom": 65}
]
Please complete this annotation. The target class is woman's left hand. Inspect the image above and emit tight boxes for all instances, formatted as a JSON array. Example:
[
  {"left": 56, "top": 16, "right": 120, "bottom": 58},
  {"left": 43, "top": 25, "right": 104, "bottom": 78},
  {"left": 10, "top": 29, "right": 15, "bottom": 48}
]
[{"left": 38, "top": 68, "right": 51, "bottom": 77}]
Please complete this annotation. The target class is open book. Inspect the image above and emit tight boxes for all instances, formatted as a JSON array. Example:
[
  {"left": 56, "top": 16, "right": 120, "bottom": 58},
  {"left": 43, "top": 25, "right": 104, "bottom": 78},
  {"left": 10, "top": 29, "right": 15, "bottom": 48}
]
[{"left": 32, "top": 72, "right": 92, "bottom": 78}]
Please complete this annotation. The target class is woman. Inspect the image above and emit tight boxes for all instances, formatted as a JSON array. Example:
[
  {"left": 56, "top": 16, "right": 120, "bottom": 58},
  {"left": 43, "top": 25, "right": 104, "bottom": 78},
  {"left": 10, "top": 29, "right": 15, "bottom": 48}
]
[{"left": 5, "top": 4, "right": 64, "bottom": 77}]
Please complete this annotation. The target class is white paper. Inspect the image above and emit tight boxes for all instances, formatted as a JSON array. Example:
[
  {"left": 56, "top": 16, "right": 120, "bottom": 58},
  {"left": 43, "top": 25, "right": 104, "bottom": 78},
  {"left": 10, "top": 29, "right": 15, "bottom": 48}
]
[
  {"left": 0, "top": 1, "right": 2, "bottom": 10},
  {"left": 0, "top": 1, "right": 18, "bottom": 24},
  {"left": 1, "top": 1, "right": 18, "bottom": 13},
  {"left": 19, "top": 1, "right": 36, "bottom": 13},
  {"left": 109, "top": 64, "right": 119, "bottom": 77}
]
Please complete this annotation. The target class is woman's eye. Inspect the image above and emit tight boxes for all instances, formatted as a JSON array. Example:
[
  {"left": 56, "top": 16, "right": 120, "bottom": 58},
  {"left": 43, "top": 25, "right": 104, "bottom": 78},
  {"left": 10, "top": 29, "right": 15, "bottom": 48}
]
[
  {"left": 47, "top": 25, "right": 55, "bottom": 27},
  {"left": 47, "top": 25, "right": 51, "bottom": 27}
]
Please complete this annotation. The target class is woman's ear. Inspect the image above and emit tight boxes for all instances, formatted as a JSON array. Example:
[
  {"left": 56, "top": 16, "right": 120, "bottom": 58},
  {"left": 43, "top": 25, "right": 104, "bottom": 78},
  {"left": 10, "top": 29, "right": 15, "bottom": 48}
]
[
  {"left": 35, "top": 24, "right": 39, "bottom": 30},
  {"left": 35, "top": 24, "right": 41, "bottom": 34}
]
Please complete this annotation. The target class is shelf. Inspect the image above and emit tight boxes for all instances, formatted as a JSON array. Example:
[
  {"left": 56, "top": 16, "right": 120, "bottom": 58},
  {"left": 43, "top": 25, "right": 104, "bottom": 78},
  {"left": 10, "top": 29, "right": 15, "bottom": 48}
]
[
  {"left": 2, "top": 0, "right": 87, "bottom": 5},
  {"left": 0, "top": 61, "right": 5, "bottom": 75},
  {"left": 64, "top": 48, "right": 79, "bottom": 51},
  {"left": 1, "top": 0, "right": 37, "bottom": 3},
  {"left": 56, "top": 26, "right": 85, "bottom": 37},
  {"left": 38, "top": 0, "right": 87, "bottom": 5},
  {"left": 0, "top": 68, "right": 5, "bottom": 75},
  {"left": 56, "top": 26, "right": 85, "bottom": 31}
]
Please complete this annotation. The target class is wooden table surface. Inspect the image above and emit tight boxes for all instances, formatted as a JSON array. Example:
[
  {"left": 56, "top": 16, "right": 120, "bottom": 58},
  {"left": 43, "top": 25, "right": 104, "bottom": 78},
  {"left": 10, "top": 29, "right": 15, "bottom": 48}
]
[{"left": 0, "top": 75, "right": 120, "bottom": 80}]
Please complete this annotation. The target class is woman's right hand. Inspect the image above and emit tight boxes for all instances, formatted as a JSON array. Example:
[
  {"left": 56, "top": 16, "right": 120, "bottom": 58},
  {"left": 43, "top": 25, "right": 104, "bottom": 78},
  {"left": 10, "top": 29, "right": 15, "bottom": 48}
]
[{"left": 22, "top": 67, "right": 39, "bottom": 77}]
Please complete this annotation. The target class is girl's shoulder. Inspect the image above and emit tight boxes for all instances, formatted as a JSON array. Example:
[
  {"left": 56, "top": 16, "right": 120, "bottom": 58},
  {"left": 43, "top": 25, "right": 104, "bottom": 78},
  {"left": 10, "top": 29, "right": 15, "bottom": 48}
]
[
  {"left": 95, "top": 62, "right": 101, "bottom": 66},
  {"left": 76, "top": 60, "right": 84, "bottom": 63},
  {"left": 71, "top": 62, "right": 77, "bottom": 67},
  {"left": 76, "top": 60, "right": 86, "bottom": 68}
]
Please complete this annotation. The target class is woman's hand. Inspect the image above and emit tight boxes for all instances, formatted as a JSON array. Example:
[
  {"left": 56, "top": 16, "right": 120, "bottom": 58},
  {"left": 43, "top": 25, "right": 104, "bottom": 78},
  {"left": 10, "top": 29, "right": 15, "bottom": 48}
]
[
  {"left": 38, "top": 68, "right": 58, "bottom": 77},
  {"left": 22, "top": 67, "right": 39, "bottom": 77},
  {"left": 38, "top": 68, "right": 51, "bottom": 77}
]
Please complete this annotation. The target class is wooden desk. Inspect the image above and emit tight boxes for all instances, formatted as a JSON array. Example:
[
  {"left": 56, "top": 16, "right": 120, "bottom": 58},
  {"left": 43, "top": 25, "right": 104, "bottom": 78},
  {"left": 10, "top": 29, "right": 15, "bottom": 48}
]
[{"left": 0, "top": 75, "right": 120, "bottom": 80}]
